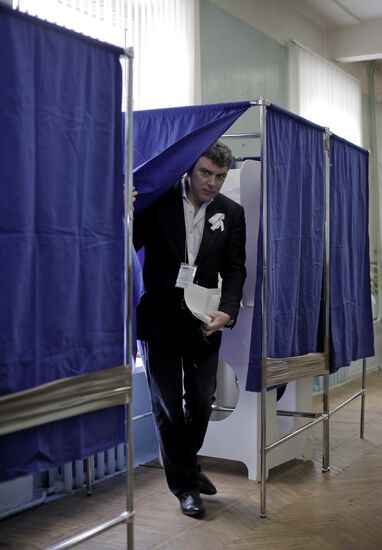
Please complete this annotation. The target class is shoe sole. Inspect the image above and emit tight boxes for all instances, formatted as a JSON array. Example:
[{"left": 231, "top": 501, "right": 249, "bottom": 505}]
[
  {"left": 199, "top": 487, "right": 217, "bottom": 495},
  {"left": 182, "top": 508, "right": 205, "bottom": 517}
]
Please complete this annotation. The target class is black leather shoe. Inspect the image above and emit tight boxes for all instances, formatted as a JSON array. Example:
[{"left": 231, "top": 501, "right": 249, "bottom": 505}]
[
  {"left": 197, "top": 472, "right": 217, "bottom": 495},
  {"left": 179, "top": 492, "right": 205, "bottom": 517}
]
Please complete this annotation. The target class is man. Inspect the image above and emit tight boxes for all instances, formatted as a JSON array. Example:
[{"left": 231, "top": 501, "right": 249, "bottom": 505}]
[{"left": 134, "top": 141, "right": 246, "bottom": 517}]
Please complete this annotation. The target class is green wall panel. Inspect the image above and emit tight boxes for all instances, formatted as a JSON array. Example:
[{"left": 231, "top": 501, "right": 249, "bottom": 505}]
[
  {"left": 200, "top": 1, "right": 289, "bottom": 154},
  {"left": 200, "top": 1, "right": 289, "bottom": 108}
]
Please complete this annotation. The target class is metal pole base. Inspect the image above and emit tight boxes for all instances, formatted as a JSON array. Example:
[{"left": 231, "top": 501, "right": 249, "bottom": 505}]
[{"left": 45, "top": 511, "right": 133, "bottom": 550}]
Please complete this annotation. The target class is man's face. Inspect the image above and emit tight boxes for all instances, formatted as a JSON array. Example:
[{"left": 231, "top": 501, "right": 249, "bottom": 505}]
[{"left": 188, "top": 156, "right": 229, "bottom": 206}]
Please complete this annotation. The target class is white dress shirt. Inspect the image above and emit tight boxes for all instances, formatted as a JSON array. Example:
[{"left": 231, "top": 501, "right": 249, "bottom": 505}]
[{"left": 181, "top": 177, "right": 212, "bottom": 266}]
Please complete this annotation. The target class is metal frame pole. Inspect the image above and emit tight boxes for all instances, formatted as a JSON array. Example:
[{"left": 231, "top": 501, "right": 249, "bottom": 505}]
[
  {"left": 123, "top": 46, "right": 135, "bottom": 549},
  {"left": 322, "top": 373, "right": 330, "bottom": 472},
  {"left": 258, "top": 99, "right": 268, "bottom": 518},
  {"left": 322, "top": 130, "right": 331, "bottom": 473},
  {"left": 360, "top": 358, "right": 367, "bottom": 438}
]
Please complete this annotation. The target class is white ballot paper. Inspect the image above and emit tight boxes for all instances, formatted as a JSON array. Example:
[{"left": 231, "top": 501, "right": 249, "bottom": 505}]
[{"left": 184, "top": 283, "right": 221, "bottom": 325}]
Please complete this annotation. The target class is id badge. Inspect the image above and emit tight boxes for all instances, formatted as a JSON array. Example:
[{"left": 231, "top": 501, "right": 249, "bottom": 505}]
[{"left": 175, "top": 263, "right": 197, "bottom": 289}]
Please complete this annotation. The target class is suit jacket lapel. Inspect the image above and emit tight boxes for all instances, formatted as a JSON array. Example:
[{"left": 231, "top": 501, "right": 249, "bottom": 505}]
[{"left": 195, "top": 197, "right": 223, "bottom": 266}]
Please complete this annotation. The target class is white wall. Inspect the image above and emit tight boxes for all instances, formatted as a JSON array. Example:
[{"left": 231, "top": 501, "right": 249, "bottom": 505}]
[
  {"left": 209, "top": 0, "right": 369, "bottom": 93},
  {"left": 328, "top": 17, "right": 382, "bottom": 63},
  {"left": 375, "top": 65, "right": 382, "bottom": 102},
  {"left": 209, "top": 0, "right": 327, "bottom": 56}
]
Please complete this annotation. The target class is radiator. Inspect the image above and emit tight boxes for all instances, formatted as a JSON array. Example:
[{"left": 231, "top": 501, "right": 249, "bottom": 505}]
[{"left": 48, "top": 443, "right": 128, "bottom": 494}]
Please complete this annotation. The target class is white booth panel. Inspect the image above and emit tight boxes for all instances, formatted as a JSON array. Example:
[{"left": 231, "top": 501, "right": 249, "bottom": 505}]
[{"left": 199, "top": 160, "right": 314, "bottom": 480}]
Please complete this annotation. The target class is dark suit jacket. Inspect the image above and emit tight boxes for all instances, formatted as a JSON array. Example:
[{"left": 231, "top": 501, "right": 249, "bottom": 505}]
[{"left": 134, "top": 182, "right": 246, "bottom": 344}]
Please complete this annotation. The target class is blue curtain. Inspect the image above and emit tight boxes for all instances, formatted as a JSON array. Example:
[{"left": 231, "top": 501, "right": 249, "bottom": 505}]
[
  {"left": 330, "top": 135, "right": 374, "bottom": 370},
  {"left": 247, "top": 105, "right": 326, "bottom": 391},
  {"left": 0, "top": 7, "right": 125, "bottom": 480},
  {"left": 133, "top": 102, "right": 251, "bottom": 213}
]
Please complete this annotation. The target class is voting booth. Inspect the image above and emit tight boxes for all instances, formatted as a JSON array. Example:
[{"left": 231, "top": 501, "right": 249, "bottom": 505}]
[{"left": 200, "top": 160, "right": 314, "bottom": 480}]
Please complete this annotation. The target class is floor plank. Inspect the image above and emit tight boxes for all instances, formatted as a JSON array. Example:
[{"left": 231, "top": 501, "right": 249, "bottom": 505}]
[{"left": 1, "top": 369, "right": 381, "bottom": 549}]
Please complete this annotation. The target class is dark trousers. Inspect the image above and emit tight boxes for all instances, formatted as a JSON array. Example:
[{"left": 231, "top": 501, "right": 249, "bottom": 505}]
[{"left": 145, "top": 322, "right": 221, "bottom": 497}]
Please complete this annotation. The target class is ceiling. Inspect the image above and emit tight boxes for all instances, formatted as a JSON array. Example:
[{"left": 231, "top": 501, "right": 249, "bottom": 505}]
[
  {"left": 287, "top": 0, "right": 382, "bottom": 29},
  {"left": 287, "top": 0, "right": 382, "bottom": 62}
]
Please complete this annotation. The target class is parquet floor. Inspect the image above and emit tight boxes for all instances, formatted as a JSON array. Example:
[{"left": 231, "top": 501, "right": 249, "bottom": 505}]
[{"left": 1, "top": 370, "right": 382, "bottom": 549}]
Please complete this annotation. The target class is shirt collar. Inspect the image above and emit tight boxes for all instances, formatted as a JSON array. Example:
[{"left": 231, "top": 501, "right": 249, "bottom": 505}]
[{"left": 181, "top": 177, "right": 188, "bottom": 200}]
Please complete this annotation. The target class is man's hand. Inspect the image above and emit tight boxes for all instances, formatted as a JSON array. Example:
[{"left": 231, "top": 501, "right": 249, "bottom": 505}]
[{"left": 203, "top": 311, "right": 231, "bottom": 336}]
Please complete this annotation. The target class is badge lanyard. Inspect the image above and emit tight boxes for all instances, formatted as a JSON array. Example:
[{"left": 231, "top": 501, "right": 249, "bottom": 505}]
[{"left": 175, "top": 206, "right": 197, "bottom": 289}]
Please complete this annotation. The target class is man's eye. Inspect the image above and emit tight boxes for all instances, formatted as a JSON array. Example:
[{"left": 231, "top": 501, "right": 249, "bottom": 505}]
[{"left": 200, "top": 169, "right": 211, "bottom": 177}]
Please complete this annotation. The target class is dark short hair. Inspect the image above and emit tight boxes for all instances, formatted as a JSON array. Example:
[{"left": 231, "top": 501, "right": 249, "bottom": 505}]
[{"left": 200, "top": 140, "right": 233, "bottom": 168}]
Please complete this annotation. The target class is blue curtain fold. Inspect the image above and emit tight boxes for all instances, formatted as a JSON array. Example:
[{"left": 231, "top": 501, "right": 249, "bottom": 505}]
[
  {"left": 247, "top": 105, "right": 326, "bottom": 391},
  {"left": 133, "top": 102, "right": 251, "bottom": 214},
  {"left": 330, "top": 135, "right": 374, "bottom": 370},
  {"left": 246, "top": 221, "right": 264, "bottom": 392},
  {"left": 0, "top": 7, "right": 125, "bottom": 480}
]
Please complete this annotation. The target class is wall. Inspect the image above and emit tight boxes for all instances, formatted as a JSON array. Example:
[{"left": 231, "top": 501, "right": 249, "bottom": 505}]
[
  {"left": 199, "top": 0, "right": 289, "bottom": 157},
  {"left": 199, "top": 0, "right": 371, "bottom": 141},
  {"left": 209, "top": 0, "right": 327, "bottom": 58},
  {"left": 208, "top": 0, "right": 369, "bottom": 93},
  {"left": 374, "top": 71, "right": 382, "bottom": 321},
  {"left": 200, "top": 0, "right": 289, "bottom": 107}
]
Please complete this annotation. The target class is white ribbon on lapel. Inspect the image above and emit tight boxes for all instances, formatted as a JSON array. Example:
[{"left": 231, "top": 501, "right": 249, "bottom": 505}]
[{"left": 208, "top": 213, "right": 225, "bottom": 232}]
